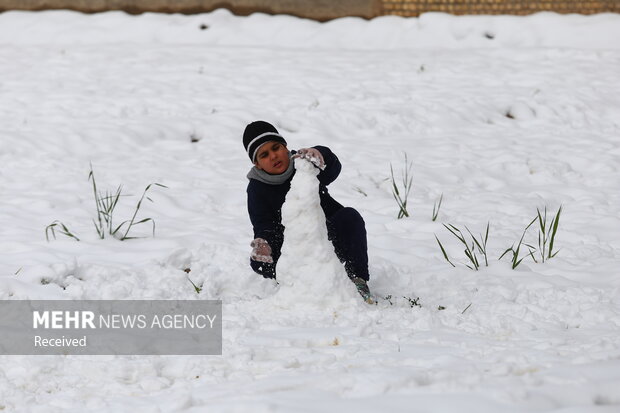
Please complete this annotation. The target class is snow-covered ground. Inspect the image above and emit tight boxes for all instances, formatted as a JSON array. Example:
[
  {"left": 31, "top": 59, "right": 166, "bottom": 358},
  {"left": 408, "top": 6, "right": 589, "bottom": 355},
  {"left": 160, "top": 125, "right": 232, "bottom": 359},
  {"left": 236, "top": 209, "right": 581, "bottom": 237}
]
[{"left": 1, "top": 9, "right": 620, "bottom": 412}]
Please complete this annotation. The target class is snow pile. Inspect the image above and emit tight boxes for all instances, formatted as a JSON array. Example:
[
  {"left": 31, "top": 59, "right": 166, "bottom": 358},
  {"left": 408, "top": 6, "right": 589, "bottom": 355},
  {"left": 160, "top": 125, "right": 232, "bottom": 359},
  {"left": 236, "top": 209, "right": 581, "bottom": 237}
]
[
  {"left": 0, "top": 9, "right": 619, "bottom": 49},
  {"left": 275, "top": 158, "right": 360, "bottom": 308}
]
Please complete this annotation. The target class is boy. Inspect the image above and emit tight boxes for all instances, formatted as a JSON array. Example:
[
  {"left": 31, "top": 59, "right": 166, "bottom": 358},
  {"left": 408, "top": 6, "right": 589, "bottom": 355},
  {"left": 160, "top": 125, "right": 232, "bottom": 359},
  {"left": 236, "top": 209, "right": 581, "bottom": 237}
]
[{"left": 243, "top": 120, "right": 371, "bottom": 301}]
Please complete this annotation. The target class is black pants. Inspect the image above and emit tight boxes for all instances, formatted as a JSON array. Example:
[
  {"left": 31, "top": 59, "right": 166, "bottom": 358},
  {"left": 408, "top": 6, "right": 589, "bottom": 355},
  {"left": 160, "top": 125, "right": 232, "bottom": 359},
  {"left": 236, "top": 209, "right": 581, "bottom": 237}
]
[{"left": 250, "top": 207, "right": 369, "bottom": 281}]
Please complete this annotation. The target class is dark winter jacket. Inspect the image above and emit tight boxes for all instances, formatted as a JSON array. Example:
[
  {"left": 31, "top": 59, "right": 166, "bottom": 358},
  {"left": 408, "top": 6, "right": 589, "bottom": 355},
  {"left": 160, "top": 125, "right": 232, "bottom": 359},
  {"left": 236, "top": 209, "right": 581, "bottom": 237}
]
[{"left": 246, "top": 146, "right": 344, "bottom": 264}]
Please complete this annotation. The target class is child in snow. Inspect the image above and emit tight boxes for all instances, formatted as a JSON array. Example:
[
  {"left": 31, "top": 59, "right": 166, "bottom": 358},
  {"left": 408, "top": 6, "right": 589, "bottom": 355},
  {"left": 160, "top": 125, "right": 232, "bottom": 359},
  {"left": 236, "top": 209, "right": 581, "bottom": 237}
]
[{"left": 243, "top": 120, "right": 371, "bottom": 301}]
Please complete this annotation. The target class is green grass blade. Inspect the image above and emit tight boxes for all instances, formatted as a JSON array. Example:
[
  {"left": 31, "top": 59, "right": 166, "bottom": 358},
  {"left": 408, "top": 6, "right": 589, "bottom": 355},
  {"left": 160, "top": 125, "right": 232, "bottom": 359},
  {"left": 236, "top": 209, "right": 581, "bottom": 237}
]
[
  {"left": 435, "top": 235, "right": 456, "bottom": 267},
  {"left": 461, "top": 303, "right": 472, "bottom": 314},
  {"left": 133, "top": 218, "right": 152, "bottom": 224},
  {"left": 444, "top": 224, "right": 467, "bottom": 245},
  {"left": 188, "top": 277, "right": 202, "bottom": 294},
  {"left": 390, "top": 165, "right": 400, "bottom": 196},
  {"left": 466, "top": 226, "right": 484, "bottom": 254},
  {"left": 484, "top": 222, "right": 489, "bottom": 245},
  {"left": 525, "top": 216, "right": 537, "bottom": 230},
  {"left": 112, "top": 220, "right": 128, "bottom": 236},
  {"left": 548, "top": 205, "right": 562, "bottom": 259},
  {"left": 89, "top": 165, "right": 104, "bottom": 232},
  {"left": 463, "top": 247, "right": 477, "bottom": 269},
  {"left": 499, "top": 247, "right": 513, "bottom": 261},
  {"left": 45, "top": 223, "right": 57, "bottom": 241},
  {"left": 514, "top": 257, "right": 525, "bottom": 268},
  {"left": 92, "top": 218, "right": 104, "bottom": 239},
  {"left": 432, "top": 193, "right": 443, "bottom": 221}
]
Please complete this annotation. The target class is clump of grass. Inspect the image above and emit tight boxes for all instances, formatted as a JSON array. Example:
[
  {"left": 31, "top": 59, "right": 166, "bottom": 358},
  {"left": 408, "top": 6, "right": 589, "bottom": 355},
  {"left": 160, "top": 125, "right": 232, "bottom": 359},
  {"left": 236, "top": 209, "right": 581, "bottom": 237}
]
[
  {"left": 432, "top": 193, "right": 443, "bottom": 221},
  {"left": 45, "top": 220, "right": 80, "bottom": 242},
  {"left": 89, "top": 165, "right": 123, "bottom": 239},
  {"left": 403, "top": 296, "right": 422, "bottom": 308},
  {"left": 499, "top": 205, "right": 562, "bottom": 268},
  {"left": 467, "top": 223, "right": 490, "bottom": 267},
  {"left": 535, "top": 205, "right": 563, "bottom": 263},
  {"left": 46, "top": 165, "right": 167, "bottom": 242},
  {"left": 390, "top": 153, "right": 413, "bottom": 219},
  {"left": 436, "top": 223, "right": 490, "bottom": 270},
  {"left": 118, "top": 182, "right": 168, "bottom": 240},
  {"left": 499, "top": 217, "right": 537, "bottom": 269}
]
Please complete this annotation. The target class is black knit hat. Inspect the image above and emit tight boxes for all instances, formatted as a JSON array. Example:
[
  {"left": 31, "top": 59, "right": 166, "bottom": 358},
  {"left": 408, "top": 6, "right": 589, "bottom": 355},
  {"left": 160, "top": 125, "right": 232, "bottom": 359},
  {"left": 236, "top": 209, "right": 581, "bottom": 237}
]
[{"left": 243, "top": 120, "right": 287, "bottom": 162}]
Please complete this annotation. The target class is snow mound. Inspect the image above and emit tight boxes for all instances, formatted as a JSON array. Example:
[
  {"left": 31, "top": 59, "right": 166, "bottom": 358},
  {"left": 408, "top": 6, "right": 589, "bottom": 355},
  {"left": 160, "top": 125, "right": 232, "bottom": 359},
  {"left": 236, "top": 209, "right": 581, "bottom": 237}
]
[
  {"left": 274, "top": 158, "right": 361, "bottom": 308},
  {"left": 1, "top": 10, "right": 619, "bottom": 50}
]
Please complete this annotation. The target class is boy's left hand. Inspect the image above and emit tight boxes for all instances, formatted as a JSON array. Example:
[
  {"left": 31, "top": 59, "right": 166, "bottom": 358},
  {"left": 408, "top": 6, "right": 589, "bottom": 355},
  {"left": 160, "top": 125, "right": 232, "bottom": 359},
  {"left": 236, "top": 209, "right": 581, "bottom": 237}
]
[{"left": 294, "top": 148, "right": 325, "bottom": 170}]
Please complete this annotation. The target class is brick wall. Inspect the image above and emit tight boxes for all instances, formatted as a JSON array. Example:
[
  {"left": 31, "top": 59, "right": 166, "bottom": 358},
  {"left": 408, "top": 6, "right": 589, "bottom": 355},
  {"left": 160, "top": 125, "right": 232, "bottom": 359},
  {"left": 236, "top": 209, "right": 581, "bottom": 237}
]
[{"left": 381, "top": 0, "right": 620, "bottom": 16}]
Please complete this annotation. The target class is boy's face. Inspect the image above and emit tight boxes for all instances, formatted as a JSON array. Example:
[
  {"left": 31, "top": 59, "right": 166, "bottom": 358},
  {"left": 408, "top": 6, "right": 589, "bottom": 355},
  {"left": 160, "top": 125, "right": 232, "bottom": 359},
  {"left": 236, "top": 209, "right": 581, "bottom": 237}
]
[{"left": 254, "top": 141, "right": 290, "bottom": 175}]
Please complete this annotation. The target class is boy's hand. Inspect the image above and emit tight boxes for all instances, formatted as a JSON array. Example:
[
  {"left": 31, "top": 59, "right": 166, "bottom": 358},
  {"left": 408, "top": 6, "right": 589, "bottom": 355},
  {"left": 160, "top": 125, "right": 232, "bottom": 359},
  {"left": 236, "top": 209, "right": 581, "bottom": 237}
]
[
  {"left": 250, "top": 238, "right": 273, "bottom": 263},
  {"left": 294, "top": 148, "right": 325, "bottom": 170}
]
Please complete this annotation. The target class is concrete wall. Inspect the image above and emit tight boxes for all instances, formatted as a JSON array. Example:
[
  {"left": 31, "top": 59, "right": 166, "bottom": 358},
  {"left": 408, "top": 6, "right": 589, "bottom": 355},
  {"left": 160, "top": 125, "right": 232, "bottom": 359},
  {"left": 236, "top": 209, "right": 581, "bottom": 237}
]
[
  {"left": 0, "top": 0, "right": 380, "bottom": 21},
  {"left": 0, "top": 0, "right": 618, "bottom": 19}
]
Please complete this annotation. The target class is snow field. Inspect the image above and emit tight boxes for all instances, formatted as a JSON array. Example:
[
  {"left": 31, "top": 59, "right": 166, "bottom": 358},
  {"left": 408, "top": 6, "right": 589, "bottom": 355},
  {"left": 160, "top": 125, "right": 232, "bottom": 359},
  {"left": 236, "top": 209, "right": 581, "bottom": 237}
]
[{"left": 0, "top": 9, "right": 619, "bottom": 412}]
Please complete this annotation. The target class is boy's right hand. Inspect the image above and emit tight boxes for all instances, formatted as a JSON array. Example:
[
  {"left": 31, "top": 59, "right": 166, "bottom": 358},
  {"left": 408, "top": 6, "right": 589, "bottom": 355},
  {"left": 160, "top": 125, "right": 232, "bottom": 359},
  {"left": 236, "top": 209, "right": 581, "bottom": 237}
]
[
  {"left": 294, "top": 148, "right": 326, "bottom": 170},
  {"left": 250, "top": 238, "right": 274, "bottom": 263}
]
